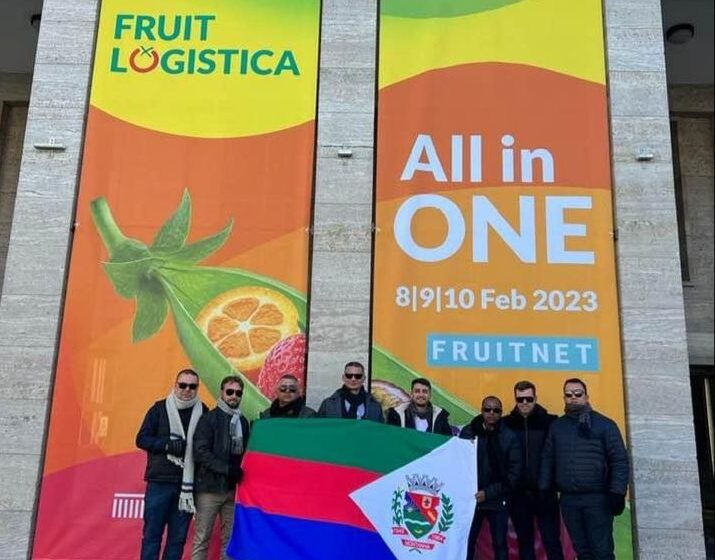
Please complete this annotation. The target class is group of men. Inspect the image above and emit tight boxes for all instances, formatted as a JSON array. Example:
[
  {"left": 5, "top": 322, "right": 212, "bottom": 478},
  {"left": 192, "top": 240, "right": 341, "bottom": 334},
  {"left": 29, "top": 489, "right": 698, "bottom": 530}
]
[{"left": 136, "top": 362, "right": 629, "bottom": 560}]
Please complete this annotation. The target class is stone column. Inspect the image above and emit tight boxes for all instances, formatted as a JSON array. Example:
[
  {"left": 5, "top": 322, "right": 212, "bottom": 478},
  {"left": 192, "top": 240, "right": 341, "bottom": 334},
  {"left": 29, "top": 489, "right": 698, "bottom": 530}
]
[
  {"left": 605, "top": 0, "right": 706, "bottom": 557},
  {"left": 0, "top": 0, "right": 98, "bottom": 556},
  {"left": 306, "top": 0, "right": 377, "bottom": 407}
]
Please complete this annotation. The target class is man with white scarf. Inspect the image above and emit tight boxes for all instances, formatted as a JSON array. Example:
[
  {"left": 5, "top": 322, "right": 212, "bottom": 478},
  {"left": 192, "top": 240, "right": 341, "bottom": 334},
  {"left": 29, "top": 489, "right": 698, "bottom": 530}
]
[
  {"left": 191, "top": 375, "right": 250, "bottom": 560},
  {"left": 136, "top": 368, "right": 207, "bottom": 560}
]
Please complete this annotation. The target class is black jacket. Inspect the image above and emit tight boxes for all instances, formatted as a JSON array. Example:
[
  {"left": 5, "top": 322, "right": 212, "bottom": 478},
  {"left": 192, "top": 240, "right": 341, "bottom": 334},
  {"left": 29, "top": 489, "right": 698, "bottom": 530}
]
[
  {"left": 193, "top": 407, "right": 251, "bottom": 494},
  {"left": 259, "top": 398, "right": 317, "bottom": 419},
  {"left": 317, "top": 389, "right": 384, "bottom": 422},
  {"left": 503, "top": 404, "right": 558, "bottom": 492},
  {"left": 136, "top": 399, "right": 208, "bottom": 483},
  {"left": 539, "top": 409, "right": 629, "bottom": 496},
  {"left": 460, "top": 416, "right": 522, "bottom": 510},
  {"left": 386, "top": 403, "right": 452, "bottom": 436}
]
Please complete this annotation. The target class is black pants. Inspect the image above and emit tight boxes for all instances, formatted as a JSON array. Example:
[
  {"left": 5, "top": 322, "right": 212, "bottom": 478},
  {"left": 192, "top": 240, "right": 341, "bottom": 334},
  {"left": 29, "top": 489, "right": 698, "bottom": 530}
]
[
  {"left": 560, "top": 493, "right": 615, "bottom": 560},
  {"left": 465, "top": 506, "right": 509, "bottom": 560},
  {"left": 510, "top": 492, "right": 564, "bottom": 560}
]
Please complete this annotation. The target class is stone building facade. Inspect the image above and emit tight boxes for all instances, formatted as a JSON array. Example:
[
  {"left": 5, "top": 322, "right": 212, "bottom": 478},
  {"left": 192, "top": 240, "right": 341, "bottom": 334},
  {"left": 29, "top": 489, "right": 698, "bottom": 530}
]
[{"left": 0, "top": 0, "right": 712, "bottom": 558}]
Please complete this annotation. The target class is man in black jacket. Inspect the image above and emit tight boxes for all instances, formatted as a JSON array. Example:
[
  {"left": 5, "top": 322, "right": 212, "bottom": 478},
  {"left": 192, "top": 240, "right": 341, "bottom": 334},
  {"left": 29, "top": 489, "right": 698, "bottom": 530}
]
[
  {"left": 503, "top": 381, "right": 563, "bottom": 560},
  {"left": 317, "top": 361, "right": 383, "bottom": 422},
  {"left": 386, "top": 377, "right": 452, "bottom": 435},
  {"left": 191, "top": 375, "right": 251, "bottom": 560},
  {"left": 136, "top": 369, "right": 207, "bottom": 560},
  {"left": 460, "top": 396, "right": 522, "bottom": 560},
  {"left": 259, "top": 374, "right": 316, "bottom": 418},
  {"left": 539, "top": 378, "right": 629, "bottom": 560}
]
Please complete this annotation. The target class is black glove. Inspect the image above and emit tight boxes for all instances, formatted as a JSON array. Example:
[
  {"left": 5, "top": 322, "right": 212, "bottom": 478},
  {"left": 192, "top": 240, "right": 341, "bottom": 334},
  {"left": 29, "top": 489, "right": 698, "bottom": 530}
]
[
  {"left": 608, "top": 492, "right": 626, "bottom": 516},
  {"left": 165, "top": 438, "right": 186, "bottom": 457},
  {"left": 229, "top": 463, "right": 243, "bottom": 483}
]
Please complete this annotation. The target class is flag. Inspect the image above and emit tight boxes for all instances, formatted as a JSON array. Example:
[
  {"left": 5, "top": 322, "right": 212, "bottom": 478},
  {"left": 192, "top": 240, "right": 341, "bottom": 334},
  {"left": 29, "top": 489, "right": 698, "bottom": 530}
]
[{"left": 227, "top": 418, "right": 477, "bottom": 560}]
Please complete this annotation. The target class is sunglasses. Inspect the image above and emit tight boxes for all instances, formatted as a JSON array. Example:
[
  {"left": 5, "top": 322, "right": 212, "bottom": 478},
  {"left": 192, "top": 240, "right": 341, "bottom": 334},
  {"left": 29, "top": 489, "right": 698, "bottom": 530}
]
[
  {"left": 177, "top": 382, "right": 198, "bottom": 390},
  {"left": 224, "top": 388, "right": 243, "bottom": 397},
  {"left": 516, "top": 396, "right": 535, "bottom": 404},
  {"left": 482, "top": 407, "right": 502, "bottom": 414},
  {"left": 278, "top": 386, "right": 298, "bottom": 393},
  {"left": 344, "top": 373, "right": 364, "bottom": 380},
  {"left": 564, "top": 391, "right": 585, "bottom": 398}
]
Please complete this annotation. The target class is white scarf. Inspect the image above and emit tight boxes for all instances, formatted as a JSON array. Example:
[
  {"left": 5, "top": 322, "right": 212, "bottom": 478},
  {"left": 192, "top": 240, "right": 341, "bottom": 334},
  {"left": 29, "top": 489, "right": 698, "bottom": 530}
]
[
  {"left": 217, "top": 399, "right": 244, "bottom": 455},
  {"left": 165, "top": 392, "right": 203, "bottom": 513}
]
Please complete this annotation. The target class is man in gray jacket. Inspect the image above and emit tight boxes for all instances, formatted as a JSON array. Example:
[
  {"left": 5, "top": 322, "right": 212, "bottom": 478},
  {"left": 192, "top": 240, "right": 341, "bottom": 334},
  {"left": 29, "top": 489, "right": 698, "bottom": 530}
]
[
  {"left": 539, "top": 378, "right": 629, "bottom": 560},
  {"left": 317, "top": 361, "right": 383, "bottom": 422}
]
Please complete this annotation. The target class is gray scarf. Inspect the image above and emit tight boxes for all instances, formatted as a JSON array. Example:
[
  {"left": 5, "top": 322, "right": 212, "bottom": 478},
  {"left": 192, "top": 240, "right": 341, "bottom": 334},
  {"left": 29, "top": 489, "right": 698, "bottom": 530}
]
[
  {"left": 565, "top": 402, "right": 592, "bottom": 436},
  {"left": 165, "top": 393, "right": 203, "bottom": 513},
  {"left": 217, "top": 399, "right": 244, "bottom": 455}
]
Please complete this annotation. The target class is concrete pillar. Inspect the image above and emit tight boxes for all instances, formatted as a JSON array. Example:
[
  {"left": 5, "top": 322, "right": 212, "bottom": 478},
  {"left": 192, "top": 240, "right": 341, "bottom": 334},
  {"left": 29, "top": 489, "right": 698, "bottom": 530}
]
[{"left": 605, "top": 0, "right": 706, "bottom": 557}]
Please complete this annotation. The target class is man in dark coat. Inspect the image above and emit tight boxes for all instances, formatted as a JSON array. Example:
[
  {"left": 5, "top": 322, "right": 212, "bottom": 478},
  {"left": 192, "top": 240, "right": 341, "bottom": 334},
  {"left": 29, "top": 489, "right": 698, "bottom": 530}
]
[
  {"left": 317, "top": 361, "right": 383, "bottom": 422},
  {"left": 503, "top": 380, "right": 563, "bottom": 560},
  {"left": 260, "top": 374, "right": 316, "bottom": 419},
  {"left": 460, "top": 396, "right": 522, "bottom": 560},
  {"left": 136, "top": 368, "right": 207, "bottom": 560},
  {"left": 386, "top": 377, "right": 452, "bottom": 435},
  {"left": 539, "top": 378, "right": 629, "bottom": 560},
  {"left": 191, "top": 375, "right": 251, "bottom": 560}
]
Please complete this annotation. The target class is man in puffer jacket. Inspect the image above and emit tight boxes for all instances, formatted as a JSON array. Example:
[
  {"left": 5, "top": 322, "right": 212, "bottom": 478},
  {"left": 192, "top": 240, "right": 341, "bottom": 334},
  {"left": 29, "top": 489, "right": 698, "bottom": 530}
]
[
  {"left": 460, "top": 396, "right": 522, "bottom": 560},
  {"left": 539, "top": 378, "right": 629, "bottom": 560},
  {"left": 503, "top": 380, "right": 563, "bottom": 560}
]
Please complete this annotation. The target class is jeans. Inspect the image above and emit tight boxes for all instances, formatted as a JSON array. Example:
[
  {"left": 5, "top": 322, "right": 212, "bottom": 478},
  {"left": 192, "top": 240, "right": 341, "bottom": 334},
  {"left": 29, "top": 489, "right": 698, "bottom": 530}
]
[
  {"left": 140, "top": 482, "right": 192, "bottom": 560},
  {"left": 560, "top": 493, "right": 615, "bottom": 560},
  {"left": 465, "top": 507, "right": 509, "bottom": 560},
  {"left": 510, "top": 491, "right": 564, "bottom": 560},
  {"left": 191, "top": 491, "right": 235, "bottom": 560}
]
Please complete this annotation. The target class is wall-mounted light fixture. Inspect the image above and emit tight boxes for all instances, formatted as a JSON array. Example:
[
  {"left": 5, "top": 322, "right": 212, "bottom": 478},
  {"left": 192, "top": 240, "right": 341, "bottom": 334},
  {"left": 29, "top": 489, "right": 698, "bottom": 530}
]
[
  {"left": 666, "top": 23, "right": 695, "bottom": 45},
  {"left": 30, "top": 13, "right": 41, "bottom": 31}
]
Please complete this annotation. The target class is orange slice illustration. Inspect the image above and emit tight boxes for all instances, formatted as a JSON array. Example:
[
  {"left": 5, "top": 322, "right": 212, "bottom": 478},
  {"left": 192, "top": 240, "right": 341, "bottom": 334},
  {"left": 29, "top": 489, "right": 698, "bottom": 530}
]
[{"left": 196, "top": 286, "right": 300, "bottom": 372}]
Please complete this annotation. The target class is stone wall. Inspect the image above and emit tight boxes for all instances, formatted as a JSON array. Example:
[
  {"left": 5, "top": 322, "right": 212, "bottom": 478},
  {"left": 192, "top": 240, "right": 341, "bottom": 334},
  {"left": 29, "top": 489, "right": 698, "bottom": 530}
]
[
  {"left": 606, "top": 0, "right": 706, "bottom": 557},
  {"left": 0, "top": 1, "right": 98, "bottom": 556}
]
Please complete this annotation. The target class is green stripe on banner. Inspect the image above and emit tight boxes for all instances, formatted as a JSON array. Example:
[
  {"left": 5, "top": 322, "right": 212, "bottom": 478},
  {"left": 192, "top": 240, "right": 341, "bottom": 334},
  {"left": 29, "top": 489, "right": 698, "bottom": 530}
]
[
  {"left": 249, "top": 418, "right": 450, "bottom": 474},
  {"left": 381, "top": 0, "right": 524, "bottom": 19}
]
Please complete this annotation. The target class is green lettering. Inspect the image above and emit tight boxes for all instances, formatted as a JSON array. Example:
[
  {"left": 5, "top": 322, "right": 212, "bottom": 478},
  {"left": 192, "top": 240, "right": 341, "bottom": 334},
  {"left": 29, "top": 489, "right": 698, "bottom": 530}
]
[
  {"left": 114, "top": 14, "right": 134, "bottom": 39},
  {"left": 109, "top": 47, "right": 127, "bottom": 72},
  {"left": 275, "top": 50, "right": 300, "bottom": 76},
  {"left": 251, "top": 50, "right": 273, "bottom": 76},
  {"left": 135, "top": 15, "right": 156, "bottom": 40},
  {"left": 217, "top": 49, "right": 239, "bottom": 74},
  {"left": 161, "top": 49, "right": 185, "bottom": 74},
  {"left": 197, "top": 49, "right": 216, "bottom": 74},
  {"left": 194, "top": 14, "right": 216, "bottom": 41}
]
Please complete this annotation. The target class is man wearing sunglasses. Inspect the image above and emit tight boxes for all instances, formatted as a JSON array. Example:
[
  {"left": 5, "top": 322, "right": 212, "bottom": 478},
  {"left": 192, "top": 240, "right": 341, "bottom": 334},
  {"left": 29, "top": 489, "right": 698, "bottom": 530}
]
[
  {"left": 317, "top": 361, "right": 384, "bottom": 422},
  {"left": 460, "top": 396, "right": 521, "bottom": 560},
  {"left": 386, "top": 377, "right": 452, "bottom": 435},
  {"left": 259, "top": 374, "right": 316, "bottom": 418},
  {"left": 503, "top": 381, "right": 563, "bottom": 560},
  {"left": 539, "top": 378, "right": 629, "bottom": 560},
  {"left": 136, "top": 369, "right": 208, "bottom": 560},
  {"left": 191, "top": 376, "right": 251, "bottom": 560}
]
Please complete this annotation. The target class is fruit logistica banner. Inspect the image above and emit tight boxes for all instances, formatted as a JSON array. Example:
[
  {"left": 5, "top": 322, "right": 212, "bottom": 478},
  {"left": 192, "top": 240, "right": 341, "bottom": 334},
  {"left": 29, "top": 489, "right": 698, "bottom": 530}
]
[
  {"left": 371, "top": 0, "right": 633, "bottom": 558},
  {"left": 32, "top": 1, "right": 320, "bottom": 558}
]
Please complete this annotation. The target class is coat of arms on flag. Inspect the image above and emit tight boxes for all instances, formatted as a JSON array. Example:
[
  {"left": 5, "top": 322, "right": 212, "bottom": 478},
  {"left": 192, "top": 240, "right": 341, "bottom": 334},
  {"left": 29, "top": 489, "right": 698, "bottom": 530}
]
[
  {"left": 228, "top": 419, "right": 476, "bottom": 560},
  {"left": 391, "top": 474, "right": 454, "bottom": 551}
]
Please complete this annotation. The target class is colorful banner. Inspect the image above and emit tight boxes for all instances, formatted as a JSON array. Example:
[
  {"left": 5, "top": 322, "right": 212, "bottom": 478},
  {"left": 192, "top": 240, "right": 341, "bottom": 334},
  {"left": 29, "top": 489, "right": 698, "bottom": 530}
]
[
  {"left": 370, "top": 0, "right": 633, "bottom": 558},
  {"left": 32, "top": 0, "right": 320, "bottom": 558}
]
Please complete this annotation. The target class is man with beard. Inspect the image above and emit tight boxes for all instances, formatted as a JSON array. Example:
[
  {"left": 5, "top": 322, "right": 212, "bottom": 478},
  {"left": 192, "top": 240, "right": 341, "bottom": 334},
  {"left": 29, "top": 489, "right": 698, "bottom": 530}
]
[
  {"left": 539, "top": 378, "right": 629, "bottom": 560},
  {"left": 460, "top": 396, "right": 521, "bottom": 560},
  {"left": 136, "top": 368, "right": 207, "bottom": 560},
  {"left": 317, "top": 361, "right": 383, "bottom": 422},
  {"left": 191, "top": 376, "right": 251, "bottom": 560},
  {"left": 259, "top": 374, "right": 316, "bottom": 418},
  {"left": 386, "top": 377, "right": 452, "bottom": 435},
  {"left": 503, "top": 381, "right": 563, "bottom": 560}
]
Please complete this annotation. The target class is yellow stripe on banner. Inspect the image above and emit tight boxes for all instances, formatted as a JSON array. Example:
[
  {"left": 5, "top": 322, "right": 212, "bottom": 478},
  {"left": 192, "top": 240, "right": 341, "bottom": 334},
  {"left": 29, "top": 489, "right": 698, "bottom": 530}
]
[{"left": 380, "top": 0, "right": 606, "bottom": 88}]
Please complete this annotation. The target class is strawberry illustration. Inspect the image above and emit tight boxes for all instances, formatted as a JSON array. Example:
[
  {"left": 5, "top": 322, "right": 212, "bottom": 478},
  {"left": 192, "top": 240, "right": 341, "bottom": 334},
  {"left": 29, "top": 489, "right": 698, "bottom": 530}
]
[{"left": 258, "top": 334, "right": 307, "bottom": 399}]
